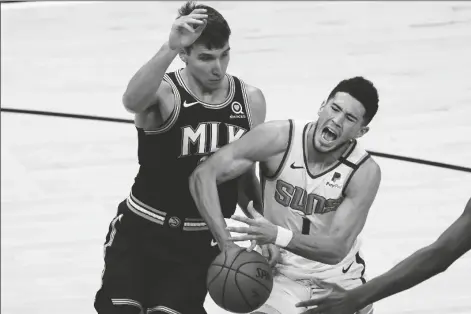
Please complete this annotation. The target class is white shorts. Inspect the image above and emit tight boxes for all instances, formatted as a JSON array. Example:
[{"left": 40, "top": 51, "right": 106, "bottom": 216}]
[{"left": 256, "top": 273, "right": 373, "bottom": 314}]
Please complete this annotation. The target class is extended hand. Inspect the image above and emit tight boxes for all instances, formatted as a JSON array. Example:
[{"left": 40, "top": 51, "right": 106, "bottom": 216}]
[
  {"left": 296, "top": 279, "right": 360, "bottom": 314},
  {"left": 227, "top": 201, "right": 278, "bottom": 246},
  {"left": 169, "top": 8, "right": 208, "bottom": 50}
]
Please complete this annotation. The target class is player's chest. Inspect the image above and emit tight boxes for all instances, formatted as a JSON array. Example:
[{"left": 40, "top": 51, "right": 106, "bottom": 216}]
[{"left": 272, "top": 169, "right": 347, "bottom": 216}]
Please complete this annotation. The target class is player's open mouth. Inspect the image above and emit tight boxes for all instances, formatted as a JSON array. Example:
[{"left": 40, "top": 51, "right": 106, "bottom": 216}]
[{"left": 321, "top": 127, "right": 338, "bottom": 143}]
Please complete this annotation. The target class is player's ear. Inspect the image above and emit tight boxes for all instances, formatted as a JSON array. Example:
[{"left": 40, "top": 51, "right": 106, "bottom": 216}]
[
  {"left": 318, "top": 100, "right": 327, "bottom": 116},
  {"left": 356, "top": 125, "right": 369, "bottom": 138},
  {"left": 179, "top": 48, "right": 189, "bottom": 65}
]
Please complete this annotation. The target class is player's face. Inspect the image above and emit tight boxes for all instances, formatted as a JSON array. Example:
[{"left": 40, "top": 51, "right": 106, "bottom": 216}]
[
  {"left": 185, "top": 42, "right": 231, "bottom": 89},
  {"left": 313, "top": 92, "right": 369, "bottom": 153}
]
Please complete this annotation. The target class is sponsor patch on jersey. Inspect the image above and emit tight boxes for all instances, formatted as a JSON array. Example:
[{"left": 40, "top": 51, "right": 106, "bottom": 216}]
[
  {"left": 230, "top": 101, "right": 246, "bottom": 119},
  {"left": 325, "top": 181, "right": 343, "bottom": 189}
]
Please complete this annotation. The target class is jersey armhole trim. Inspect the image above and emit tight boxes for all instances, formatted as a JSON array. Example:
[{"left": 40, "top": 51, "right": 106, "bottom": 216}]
[
  {"left": 240, "top": 79, "right": 253, "bottom": 129},
  {"left": 341, "top": 153, "right": 371, "bottom": 197},
  {"left": 144, "top": 74, "right": 181, "bottom": 135},
  {"left": 263, "top": 119, "right": 294, "bottom": 181}
]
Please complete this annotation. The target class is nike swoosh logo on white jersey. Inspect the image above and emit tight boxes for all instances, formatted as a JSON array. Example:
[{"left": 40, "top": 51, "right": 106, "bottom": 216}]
[
  {"left": 183, "top": 101, "right": 200, "bottom": 108},
  {"left": 211, "top": 239, "right": 218, "bottom": 247}
]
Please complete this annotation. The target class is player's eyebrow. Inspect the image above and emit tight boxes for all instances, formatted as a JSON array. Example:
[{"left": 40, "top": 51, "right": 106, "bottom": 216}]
[{"left": 332, "top": 102, "right": 359, "bottom": 121}]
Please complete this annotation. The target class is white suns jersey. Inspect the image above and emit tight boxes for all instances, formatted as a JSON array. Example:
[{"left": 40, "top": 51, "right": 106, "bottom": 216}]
[{"left": 261, "top": 119, "right": 371, "bottom": 280}]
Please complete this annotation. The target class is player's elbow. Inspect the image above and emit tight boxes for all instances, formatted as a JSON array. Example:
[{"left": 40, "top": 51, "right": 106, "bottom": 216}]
[
  {"left": 122, "top": 93, "right": 141, "bottom": 114},
  {"left": 429, "top": 244, "right": 455, "bottom": 274},
  {"left": 329, "top": 239, "right": 352, "bottom": 265},
  {"left": 314, "top": 242, "right": 348, "bottom": 265},
  {"left": 332, "top": 248, "right": 349, "bottom": 265}
]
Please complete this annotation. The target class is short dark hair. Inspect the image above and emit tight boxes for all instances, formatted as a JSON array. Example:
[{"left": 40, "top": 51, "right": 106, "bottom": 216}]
[
  {"left": 327, "top": 76, "right": 379, "bottom": 125},
  {"left": 177, "top": 1, "right": 231, "bottom": 52}
]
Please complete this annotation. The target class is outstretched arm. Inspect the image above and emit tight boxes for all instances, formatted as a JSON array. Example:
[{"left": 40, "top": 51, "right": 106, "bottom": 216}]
[
  {"left": 296, "top": 197, "right": 471, "bottom": 314},
  {"left": 353, "top": 196, "right": 471, "bottom": 306},
  {"left": 189, "top": 121, "right": 289, "bottom": 251}
]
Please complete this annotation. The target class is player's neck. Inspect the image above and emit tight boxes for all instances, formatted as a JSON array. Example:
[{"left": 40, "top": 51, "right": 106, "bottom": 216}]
[{"left": 181, "top": 69, "right": 229, "bottom": 104}]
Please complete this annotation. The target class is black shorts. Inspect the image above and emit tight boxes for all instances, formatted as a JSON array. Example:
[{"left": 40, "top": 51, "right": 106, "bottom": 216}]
[{"left": 94, "top": 201, "right": 220, "bottom": 314}]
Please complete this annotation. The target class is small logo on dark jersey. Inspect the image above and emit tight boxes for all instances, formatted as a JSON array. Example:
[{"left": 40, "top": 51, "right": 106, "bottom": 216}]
[
  {"left": 290, "top": 162, "right": 304, "bottom": 169},
  {"left": 332, "top": 172, "right": 341, "bottom": 182},
  {"left": 183, "top": 100, "right": 199, "bottom": 108},
  {"left": 168, "top": 216, "right": 181, "bottom": 228},
  {"left": 230, "top": 101, "right": 246, "bottom": 119},
  {"left": 342, "top": 262, "right": 354, "bottom": 273}
]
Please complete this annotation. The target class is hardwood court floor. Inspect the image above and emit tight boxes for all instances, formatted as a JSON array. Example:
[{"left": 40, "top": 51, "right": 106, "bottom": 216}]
[{"left": 2, "top": 2, "right": 471, "bottom": 314}]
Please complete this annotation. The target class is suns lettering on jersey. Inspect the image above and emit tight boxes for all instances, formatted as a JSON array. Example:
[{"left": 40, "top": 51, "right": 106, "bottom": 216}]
[
  {"left": 180, "top": 122, "right": 248, "bottom": 157},
  {"left": 274, "top": 179, "right": 343, "bottom": 215}
]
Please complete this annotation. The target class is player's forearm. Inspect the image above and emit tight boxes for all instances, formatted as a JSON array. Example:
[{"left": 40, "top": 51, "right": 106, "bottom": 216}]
[
  {"left": 123, "top": 42, "right": 178, "bottom": 113},
  {"left": 237, "top": 169, "right": 263, "bottom": 217},
  {"left": 285, "top": 233, "right": 347, "bottom": 265},
  {"left": 352, "top": 245, "right": 450, "bottom": 307},
  {"left": 189, "top": 169, "right": 232, "bottom": 248}
]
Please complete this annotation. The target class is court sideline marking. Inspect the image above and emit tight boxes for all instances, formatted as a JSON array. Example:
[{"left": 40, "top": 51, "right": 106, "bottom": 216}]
[{"left": 2, "top": 107, "right": 470, "bottom": 173}]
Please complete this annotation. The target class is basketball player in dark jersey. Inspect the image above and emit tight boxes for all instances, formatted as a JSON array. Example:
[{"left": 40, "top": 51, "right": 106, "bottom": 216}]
[{"left": 94, "top": 2, "right": 266, "bottom": 314}]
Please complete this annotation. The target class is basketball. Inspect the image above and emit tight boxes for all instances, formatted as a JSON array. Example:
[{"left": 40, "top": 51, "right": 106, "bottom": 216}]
[
  {"left": 207, "top": 246, "right": 273, "bottom": 313},
  {"left": 206, "top": 248, "right": 273, "bottom": 313}
]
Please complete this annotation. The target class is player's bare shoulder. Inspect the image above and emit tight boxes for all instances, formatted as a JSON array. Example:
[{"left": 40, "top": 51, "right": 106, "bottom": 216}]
[
  {"left": 256, "top": 120, "right": 293, "bottom": 177},
  {"left": 345, "top": 156, "right": 382, "bottom": 197},
  {"left": 244, "top": 83, "right": 267, "bottom": 127},
  {"left": 134, "top": 80, "right": 176, "bottom": 129}
]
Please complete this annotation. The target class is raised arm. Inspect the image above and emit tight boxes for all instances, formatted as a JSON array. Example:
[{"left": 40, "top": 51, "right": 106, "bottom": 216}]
[
  {"left": 189, "top": 120, "right": 289, "bottom": 251},
  {"left": 122, "top": 9, "right": 208, "bottom": 114},
  {"left": 122, "top": 42, "right": 179, "bottom": 114}
]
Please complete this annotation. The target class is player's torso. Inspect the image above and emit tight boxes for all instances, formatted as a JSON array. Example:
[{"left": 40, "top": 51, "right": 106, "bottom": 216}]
[
  {"left": 129, "top": 69, "right": 253, "bottom": 223},
  {"left": 262, "top": 120, "right": 370, "bottom": 277}
]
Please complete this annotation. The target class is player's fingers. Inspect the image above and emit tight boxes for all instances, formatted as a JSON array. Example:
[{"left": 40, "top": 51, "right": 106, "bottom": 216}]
[
  {"left": 178, "top": 22, "right": 195, "bottom": 33},
  {"left": 267, "top": 254, "right": 277, "bottom": 267},
  {"left": 185, "top": 18, "right": 205, "bottom": 26},
  {"left": 311, "top": 278, "right": 341, "bottom": 291},
  {"left": 228, "top": 235, "right": 255, "bottom": 242},
  {"left": 191, "top": 8, "right": 207, "bottom": 15},
  {"left": 188, "top": 13, "right": 208, "bottom": 20},
  {"left": 246, "top": 240, "right": 257, "bottom": 252},
  {"left": 230, "top": 215, "right": 255, "bottom": 225},
  {"left": 247, "top": 201, "right": 263, "bottom": 218},
  {"left": 261, "top": 244, "right": 269, "bottom": 258},
  {"left": 296, "top": 296, "right": 328, "bottom": 307},
  {"left": 267, "top": 248, "right": 279, "bottom": 267},
  {"left": 226, "top": 226, "right": 251, "bottom": 233},
  {"left": 300, "top": 305, "right": 327, "bottom": 314}
]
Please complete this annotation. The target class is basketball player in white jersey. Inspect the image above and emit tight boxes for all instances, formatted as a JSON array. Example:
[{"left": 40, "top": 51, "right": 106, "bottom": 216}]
[{"left": 190, "top": 76, "right": 381, "bottom": 314}]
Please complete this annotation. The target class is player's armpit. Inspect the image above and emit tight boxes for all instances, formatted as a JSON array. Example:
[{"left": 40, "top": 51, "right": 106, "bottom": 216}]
[
  {"left": 328, "top": 158, "right": 382, "bottom": 258},
  {"left": 133, "top": 81, "right": 176, "bottom": 129}
]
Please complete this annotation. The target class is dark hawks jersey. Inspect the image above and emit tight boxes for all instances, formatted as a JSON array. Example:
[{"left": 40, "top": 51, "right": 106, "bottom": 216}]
[{"left": 126, "top": 69, "right": 253, "bottom": 230}]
